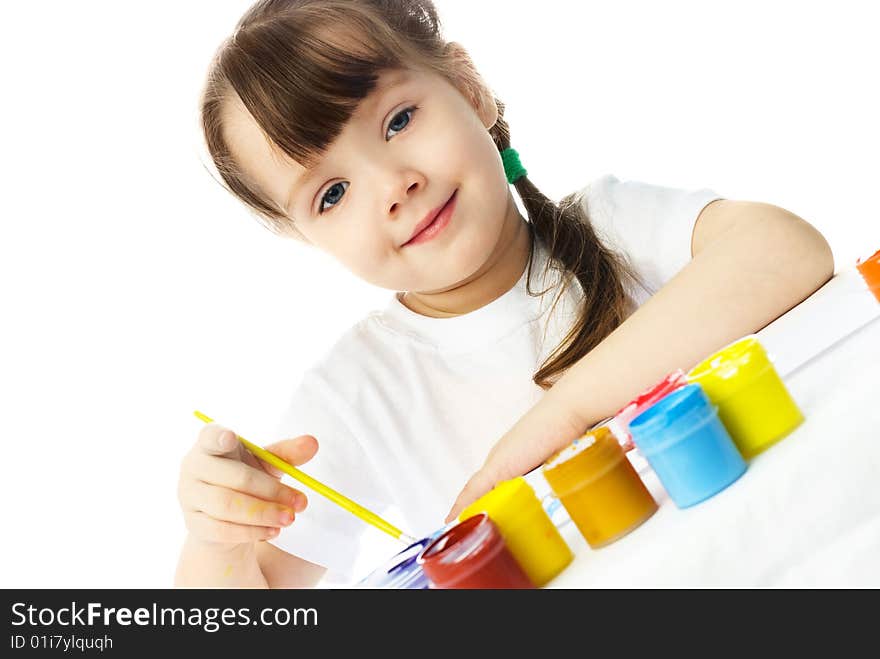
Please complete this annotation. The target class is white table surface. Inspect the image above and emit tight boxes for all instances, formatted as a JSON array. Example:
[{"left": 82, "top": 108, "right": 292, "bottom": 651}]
[{"left": 544, "top": 267, "right": 880, "bottom": 588}]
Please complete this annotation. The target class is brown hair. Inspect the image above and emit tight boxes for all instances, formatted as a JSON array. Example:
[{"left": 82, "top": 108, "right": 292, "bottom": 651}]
[{"left": 200, "top": 0, "right": 641, "bottom": 389}]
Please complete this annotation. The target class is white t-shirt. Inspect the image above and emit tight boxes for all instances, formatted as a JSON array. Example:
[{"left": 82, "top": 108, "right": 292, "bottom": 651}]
[{"left": 268, "top": 174, "right": 724, "bottom": 581}]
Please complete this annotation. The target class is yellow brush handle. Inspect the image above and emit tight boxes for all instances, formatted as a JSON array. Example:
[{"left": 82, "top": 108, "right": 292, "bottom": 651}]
[{"left": 193, "top": 410, "right": 413, "bottom": 544}]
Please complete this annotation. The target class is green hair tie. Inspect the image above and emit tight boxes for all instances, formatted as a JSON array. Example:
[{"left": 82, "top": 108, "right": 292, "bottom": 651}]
[{"left": 501, "top": 147, "right": 528, "bottom": 184}]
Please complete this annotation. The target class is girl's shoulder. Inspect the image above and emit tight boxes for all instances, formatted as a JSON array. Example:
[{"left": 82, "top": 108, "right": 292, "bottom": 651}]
[
  {"left": 574, "top": 172, "right": 620, "bottom": 206},
  {"left": 574, "top": 173, "right": 725, "bottom": 293},
  {"left": 575, "top": 172, "right": 724, "bottom": 238},
  {"left": 575, "top": 173, "right": 721, "bottom": 228}
]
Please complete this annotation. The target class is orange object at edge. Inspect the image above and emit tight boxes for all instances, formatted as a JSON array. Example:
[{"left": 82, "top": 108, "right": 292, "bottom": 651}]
[{"left": 856, "top": 248, "right": 880, "bottom": 302}]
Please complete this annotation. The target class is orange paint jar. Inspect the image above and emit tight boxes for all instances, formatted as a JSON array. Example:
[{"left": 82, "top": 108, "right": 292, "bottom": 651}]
[
  {"left": 857, "top": 248, "right": 880, "bottom": 302},
  {"left": 542, "top": 426, "right": 658, "bottom": 548}
]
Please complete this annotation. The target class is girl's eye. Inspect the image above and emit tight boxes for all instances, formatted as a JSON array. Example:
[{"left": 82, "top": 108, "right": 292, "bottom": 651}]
[
  {"left": 316, "top": 106, "right": 419, "bottom": 215},
  {"left": 316, "top": 181, "right": 349, "bottom": 215},
  {"left": 386, "top": 105, "right": 417, "bottom": 139}
]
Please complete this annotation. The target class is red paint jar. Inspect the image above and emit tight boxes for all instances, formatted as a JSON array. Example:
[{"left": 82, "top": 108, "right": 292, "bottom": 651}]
[
  {"left": 417, "top": 513, "right": 534, "bottom": 589},
  {"left": 608, "top": 370, "right": 689, "bottom": 452}
]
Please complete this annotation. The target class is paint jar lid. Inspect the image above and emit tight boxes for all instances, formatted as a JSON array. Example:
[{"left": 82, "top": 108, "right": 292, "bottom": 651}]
[
  {"left": 629, "top": 383, "right": 717, "bottom": 455},
  {"left": 688, "top": 335, "right": 772, "bottom": 395},
  {"left": 417, "top": 513, "right": 504, "bottom": 587},
  {"left": 610, "top": 370, "right": 690, "bottom": 450},
  {"left": 543, "top": 426, "right": 621, "bottom": 470},
  {"left": 543, "top": 430, "right": 599, "bottom": 470},
  {"left": 458, "top": 476, "right": 540, "bottom": 527},
  {"left": 542, "top": 426, "right": 625, "bottom": 496},
  {"left": 615, "top": 370, "right": 689, "bottom": 421}
]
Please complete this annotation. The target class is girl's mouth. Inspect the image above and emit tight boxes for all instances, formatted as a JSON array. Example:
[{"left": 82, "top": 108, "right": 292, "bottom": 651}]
[{"left": 403, "top": 190, "right": 457, "bottom": 247}]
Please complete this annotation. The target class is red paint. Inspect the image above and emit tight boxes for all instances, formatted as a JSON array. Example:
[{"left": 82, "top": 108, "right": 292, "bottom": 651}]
[
  {"left": 857, "top": 248, "right": 880, "bottom": 302},
  {"left": 403, "top": 190, "right": 457, "bottom": 247},
  {"left": 417, "top": 513, "right": 534, "bottom": 589},
  {"left": 610, "top": 370, "right": 689, "bottom": 451}
]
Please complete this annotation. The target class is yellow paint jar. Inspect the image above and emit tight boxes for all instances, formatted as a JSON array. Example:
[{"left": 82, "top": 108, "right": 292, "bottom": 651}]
[
  {"left": 542, "top": 427, "right": 658, "bottom": 548},
  {"left": 459, "top": 476, "right": 573, "bottom": 587},
  {"left": 687, "top": 335, "right": 804, "bottom": 459}
]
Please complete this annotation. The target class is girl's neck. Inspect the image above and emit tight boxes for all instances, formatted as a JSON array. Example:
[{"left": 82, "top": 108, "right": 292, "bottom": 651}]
[{"left": 399, "top": 195, "right": 532, "bottom": 318}]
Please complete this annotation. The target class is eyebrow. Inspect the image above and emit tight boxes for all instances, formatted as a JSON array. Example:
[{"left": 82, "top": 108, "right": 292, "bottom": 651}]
[
  {"left": 285, "top": 168, "right": 317, "bottom": 216},
  {"left": 282, "top": 71, "right": 414, "bottom": 215}
]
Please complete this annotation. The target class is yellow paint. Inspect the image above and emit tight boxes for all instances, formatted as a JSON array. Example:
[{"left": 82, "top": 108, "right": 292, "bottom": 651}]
[
  {"left": 543, "top": 427, "right": 657, "bottom": 548},
  {"left": 687, "top": 336, "right": 803, "bottom": 459},
  {"left": 223, "top": 564, "right": 233, "bottom": 578},
  {"left": 460, "top": 477, "right": 573, "bottom": 587}
]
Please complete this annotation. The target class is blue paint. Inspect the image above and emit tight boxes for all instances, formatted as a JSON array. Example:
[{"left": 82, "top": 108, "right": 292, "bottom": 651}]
[
  {"left": 358, "top": 538, "right": 431, "bottom": 589},
  {"left": 629, "top": 383, "right": 747, "bottom": 508}
]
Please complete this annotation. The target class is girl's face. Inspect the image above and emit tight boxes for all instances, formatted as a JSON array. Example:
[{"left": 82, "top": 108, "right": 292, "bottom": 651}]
[{"left": 223, "top": 65, "right": 526, "bottom": 296}]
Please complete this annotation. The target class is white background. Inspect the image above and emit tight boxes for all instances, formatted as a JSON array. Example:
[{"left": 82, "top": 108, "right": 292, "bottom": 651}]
[{"left": 1, "top": 0, "right": 877, "bottom": 587}]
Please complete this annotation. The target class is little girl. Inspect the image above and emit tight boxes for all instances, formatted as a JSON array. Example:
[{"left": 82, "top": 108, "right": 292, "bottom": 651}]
[{"left": 175, "top": 0, "right": 833, "bottom": 587}]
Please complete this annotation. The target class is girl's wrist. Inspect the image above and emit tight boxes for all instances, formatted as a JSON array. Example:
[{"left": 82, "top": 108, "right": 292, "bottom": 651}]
[
  {"left": 544, "top": 351, "right": 616, "bottom": 438},
  {"left": 176, "top": 534, "right": 267, "bottom": 588},
  {"left": 186, "top": 533, "right": 256, "bottom": 556}
]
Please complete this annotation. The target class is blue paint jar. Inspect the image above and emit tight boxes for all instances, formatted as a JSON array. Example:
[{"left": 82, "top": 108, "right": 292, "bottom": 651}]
[
  {"left": 358, "top": 538, "right": 431, "bottom": 589},
  {"left": 629, "top": 383, "right": 747, "bottom": 508}
]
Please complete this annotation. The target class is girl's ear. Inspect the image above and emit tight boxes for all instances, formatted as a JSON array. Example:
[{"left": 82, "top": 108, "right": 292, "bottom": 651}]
[{"left": 444, "top": 41, "right": 499, "bottom": 130}]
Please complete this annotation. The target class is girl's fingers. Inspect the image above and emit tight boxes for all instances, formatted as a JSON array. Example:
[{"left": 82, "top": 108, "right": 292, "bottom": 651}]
[
  {"left": 242, "top": 435, "right": 320, "bottom": 479},
  {"left": 184, "top": 510, "right": 281, "bottom": 545},
  {"left": 445, "top": 469, "right": 496, "bottom": 523},
  {"left": 239, "top": 446, "right": 270, "bottom": 474},
  {"left": 192, "top": 452, "right": 307, "bottom": 512},
  {"left": 188, "top": 480, "right": 298, "bottom": 528},
  {"left": 263, "top": 435, "right": 320, "bottom": 468},
  {"left": 197, "top": 423, "right": 241, "bottom": 457}
]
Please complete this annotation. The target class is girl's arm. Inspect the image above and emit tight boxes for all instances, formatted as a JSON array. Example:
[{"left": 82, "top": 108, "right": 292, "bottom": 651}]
[
  {"left": 174, "top": 533, "right": 326, "bottom": 588},
  {"left": 174, "top": 534, "right": 269, "bottom": 588},
  {"left": 446, "top": 199, "right": 834, "bottom": 521}
]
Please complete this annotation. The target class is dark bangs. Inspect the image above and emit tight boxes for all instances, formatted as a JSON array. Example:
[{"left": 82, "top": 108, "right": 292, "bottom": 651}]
[{"left": 200, "top": 1, "right": 444, "bottom": 233}]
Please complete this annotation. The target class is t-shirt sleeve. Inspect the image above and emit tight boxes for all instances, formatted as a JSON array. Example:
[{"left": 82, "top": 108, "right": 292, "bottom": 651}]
[
  {"left": 266, "top": 368, "right": 393, "bottom": 584},
  {"left": 580, "top": 174, "right": 725, "bottom": 297}
]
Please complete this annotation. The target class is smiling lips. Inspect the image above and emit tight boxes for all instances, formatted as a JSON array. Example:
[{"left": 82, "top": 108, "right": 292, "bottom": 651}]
[{"left": 403, "top": 189, "right": 458, "bottom": 247}]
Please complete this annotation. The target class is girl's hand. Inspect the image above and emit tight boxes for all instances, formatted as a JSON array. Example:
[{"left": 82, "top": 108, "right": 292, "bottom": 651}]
[
  {"left": 445, "top": 467, "right": 497, "bottom": 524},
  {"left": 444, "top": 440, "right": 523, "bottom": 524},
  {"left": 445, "top": 397, "right": 588, "bottom": 523},
  {"left": 177, "top": 423, "right": 318, "bottom": 550}
]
